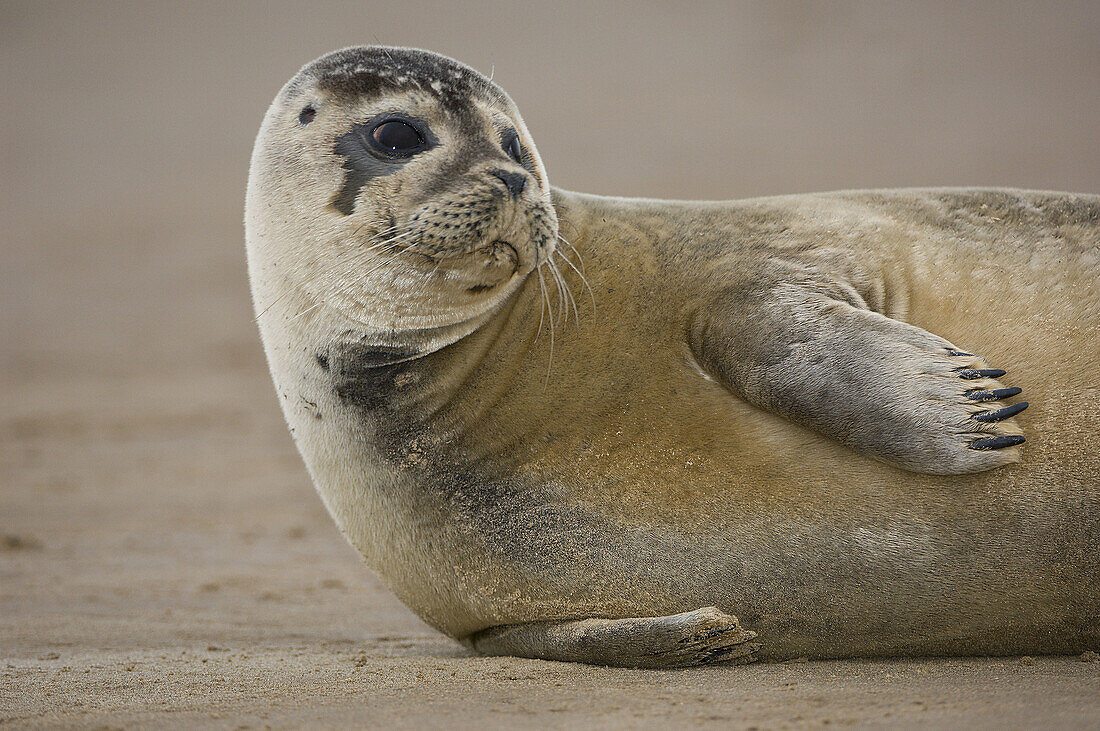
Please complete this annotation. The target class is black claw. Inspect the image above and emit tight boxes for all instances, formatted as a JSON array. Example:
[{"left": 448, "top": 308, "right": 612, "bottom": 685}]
[
  {"left": 969, "top": 434, "right": 1026, "bottom": 450},
  {"left": 946, "top": 349, "right": 974, "bottom": 356},
  {"left": 957, "top": 368, "right": 1007, "bottom": 380},
  {"left": 972, "top": 401, "right": 1029, "bottom": 422},
  {"left": 966, "top": 386, "right": 1023, "bottom": 401}
]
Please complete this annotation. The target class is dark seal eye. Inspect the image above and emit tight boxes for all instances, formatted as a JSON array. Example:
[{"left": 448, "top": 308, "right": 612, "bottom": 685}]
[
  {"left": 370, "top": 119, "right": 425, "bottom": 156},
  {"left": 298, "top": 106, "right": 316, "bottom": 125},
  {"left": 506, "top": 133, "right": 523, "bottom": 164}
]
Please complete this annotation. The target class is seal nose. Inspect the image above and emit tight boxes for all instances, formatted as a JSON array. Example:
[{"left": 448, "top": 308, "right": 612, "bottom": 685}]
[{"left": 491, "top": 169, "right": 527, "bottom": 198}]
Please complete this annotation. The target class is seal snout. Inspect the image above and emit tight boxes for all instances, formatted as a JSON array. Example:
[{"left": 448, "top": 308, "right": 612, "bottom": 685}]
[{"left": 490, "top": 169, "right": 527, "bottom": 198}]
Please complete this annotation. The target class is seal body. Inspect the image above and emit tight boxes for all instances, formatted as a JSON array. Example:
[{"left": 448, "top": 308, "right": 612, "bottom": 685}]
[{"left": 247, "top": 47, "right": 1099, "bottom": 663}]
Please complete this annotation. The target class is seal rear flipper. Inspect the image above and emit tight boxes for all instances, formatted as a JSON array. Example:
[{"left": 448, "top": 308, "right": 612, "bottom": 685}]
[
  {"left": 465, "top": 607, "right": 759, "bottom": 668},
  {"left": 690, "top": 280, "right": 1029, "bottom": 475}
]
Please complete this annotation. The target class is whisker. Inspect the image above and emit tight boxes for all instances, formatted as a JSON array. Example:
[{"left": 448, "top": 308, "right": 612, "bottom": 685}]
[
  {"left": 319, "top": 237, "right": 418, "bottom": 310},
  {"left": 347, "top": 218, "right": 405, "bottom": 247},
  {"left": 535, "top": 265, "right": 547, "bottom": 342},
  {"left": 556, "top": 233, "right": 587, "bottom": 274},
  {"left": 352, "top": 226, "right": 419, "bottom": 258},
  {"left": 550, "top": 256, "right": 580, "bottom": 328},
  {"left": 287, "top": 299, "right": 324, "bottom": 323},
  {"left": 326, "top": 227, "right": 435, "bottom": 311},
  {"left": 356, "top": 237, "right": 424, "bottom": 281},
  {"left": 548, "top": 258, "right": 568, "bottom": 325},
  {"left": 419, "top": 255, "right": 446, "bottom": 291},
  {"left": 545, "top": 256, "right": 572, "bottom": 325},
  {"left": 536, "top": 265, "right": 555, "bottom": 385},
  {"left": 554, "top": 238, "right": 595, "bottom": 315},
  {"left": 253, "top": 289, "right": 290, "bottom": 322}
]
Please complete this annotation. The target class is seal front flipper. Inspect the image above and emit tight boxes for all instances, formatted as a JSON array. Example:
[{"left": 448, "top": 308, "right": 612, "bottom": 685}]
[
  {"left": 691, "top": 281, "right": 1028, "bottom": 475},
  {"left": 466, "top": 607, "right": 759, "bottom": 668}
]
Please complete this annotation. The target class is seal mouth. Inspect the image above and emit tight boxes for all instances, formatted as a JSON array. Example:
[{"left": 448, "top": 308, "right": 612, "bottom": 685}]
[
  {"left": 462, "top": 240, "right": 521, "bottom": 294},
  {"left": 467, "top": 238, "right": 519, "bottom": 269},
  {"left": 490, "top": 239, "right": 520, "bottom": 263}
]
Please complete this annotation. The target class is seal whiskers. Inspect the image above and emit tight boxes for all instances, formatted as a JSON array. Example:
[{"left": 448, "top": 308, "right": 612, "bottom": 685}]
[
  {"left": 535, "top": 265, "right": 556, "bottom": 383},
  {"left": 554, "top": 233, "right": 595, "bottom": 316}
]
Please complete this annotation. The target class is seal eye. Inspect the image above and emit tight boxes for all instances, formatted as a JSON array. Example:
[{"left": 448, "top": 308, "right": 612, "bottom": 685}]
[
  {"left": 505, "top": 134, "right": 523, "bottom": 164},
  {"left": 299, "top": 106, "right": 316, "bottom": 125},
  {"left": 371, "top": 120, "right": 424, "bottom": 156}
]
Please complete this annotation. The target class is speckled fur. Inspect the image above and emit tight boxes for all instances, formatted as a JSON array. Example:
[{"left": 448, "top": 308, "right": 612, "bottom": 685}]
[{"left": 247, "top": 46, "right": 1100, "bottom": 665}]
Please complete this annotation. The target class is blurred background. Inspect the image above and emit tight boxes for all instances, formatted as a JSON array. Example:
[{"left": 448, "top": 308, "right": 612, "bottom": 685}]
[{"left": 1, "top": 1, "right": 1099, "bottom": 720}]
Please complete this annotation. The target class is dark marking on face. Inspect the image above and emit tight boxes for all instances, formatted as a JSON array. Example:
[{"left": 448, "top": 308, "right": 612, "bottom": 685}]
[
  {"left": 315, "top": 353, "right": 329, "bottom": 370},
  {"left": 303, "top": 46, "right": 510, "bottom": 113},
  {"left": 331, "top": 115, "right": 439, "bottom": 215},
  {"left": 299, "top": 106, "right": 316, "bottom": 125},
  {"left": 331, "top": 124, "right": 406, "bottom": 215}
]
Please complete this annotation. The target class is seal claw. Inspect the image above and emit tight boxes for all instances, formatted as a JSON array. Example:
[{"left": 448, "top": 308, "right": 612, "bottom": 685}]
[
  {"left": 972, "top": 401, "right": 1029, "bottom": 422},
  {"left": 957, "top": 368, "right": 1007, "bottom": 380},
  {"left": 966, "top": 386, "right": 1022, "bottom": 401},
  {"left": 968, "top": 434, "right": 1026, "bottom": 450}
]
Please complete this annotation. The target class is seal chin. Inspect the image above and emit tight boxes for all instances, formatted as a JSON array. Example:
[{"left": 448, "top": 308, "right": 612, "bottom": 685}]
[
  {"left": 456, "top": 238, "right": 526, "bottom": 296},
  {"left": 394, "top": 236, "right": 524, "bottom": 299},
  {"left": 485, "top": 239, "right": 522, "bottom": 272}
]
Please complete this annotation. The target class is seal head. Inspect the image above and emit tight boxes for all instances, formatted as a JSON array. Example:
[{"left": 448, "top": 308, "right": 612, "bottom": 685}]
[{"left": 248, "top": 46, "right": 558, "bottom": 335}]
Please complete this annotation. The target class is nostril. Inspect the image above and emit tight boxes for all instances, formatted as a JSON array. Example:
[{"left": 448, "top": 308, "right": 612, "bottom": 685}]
[{"left": 491, "top": 169, "right": 527, "bottom": 197}]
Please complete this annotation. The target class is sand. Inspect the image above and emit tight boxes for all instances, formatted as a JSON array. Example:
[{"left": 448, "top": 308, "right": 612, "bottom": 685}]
[{"left": 2, "top": 2, "right": 1098, "bottom": 727}]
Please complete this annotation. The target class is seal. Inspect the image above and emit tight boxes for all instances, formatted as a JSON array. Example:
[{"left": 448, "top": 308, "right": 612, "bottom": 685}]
[{"left": 246, "top": 46, "right": 1100, "bottom": 667}]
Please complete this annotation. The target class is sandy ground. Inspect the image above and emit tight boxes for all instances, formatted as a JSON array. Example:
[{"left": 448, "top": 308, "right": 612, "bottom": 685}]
[{"left": 2, "top": 2, "right": 1099, "bottom": 727}]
